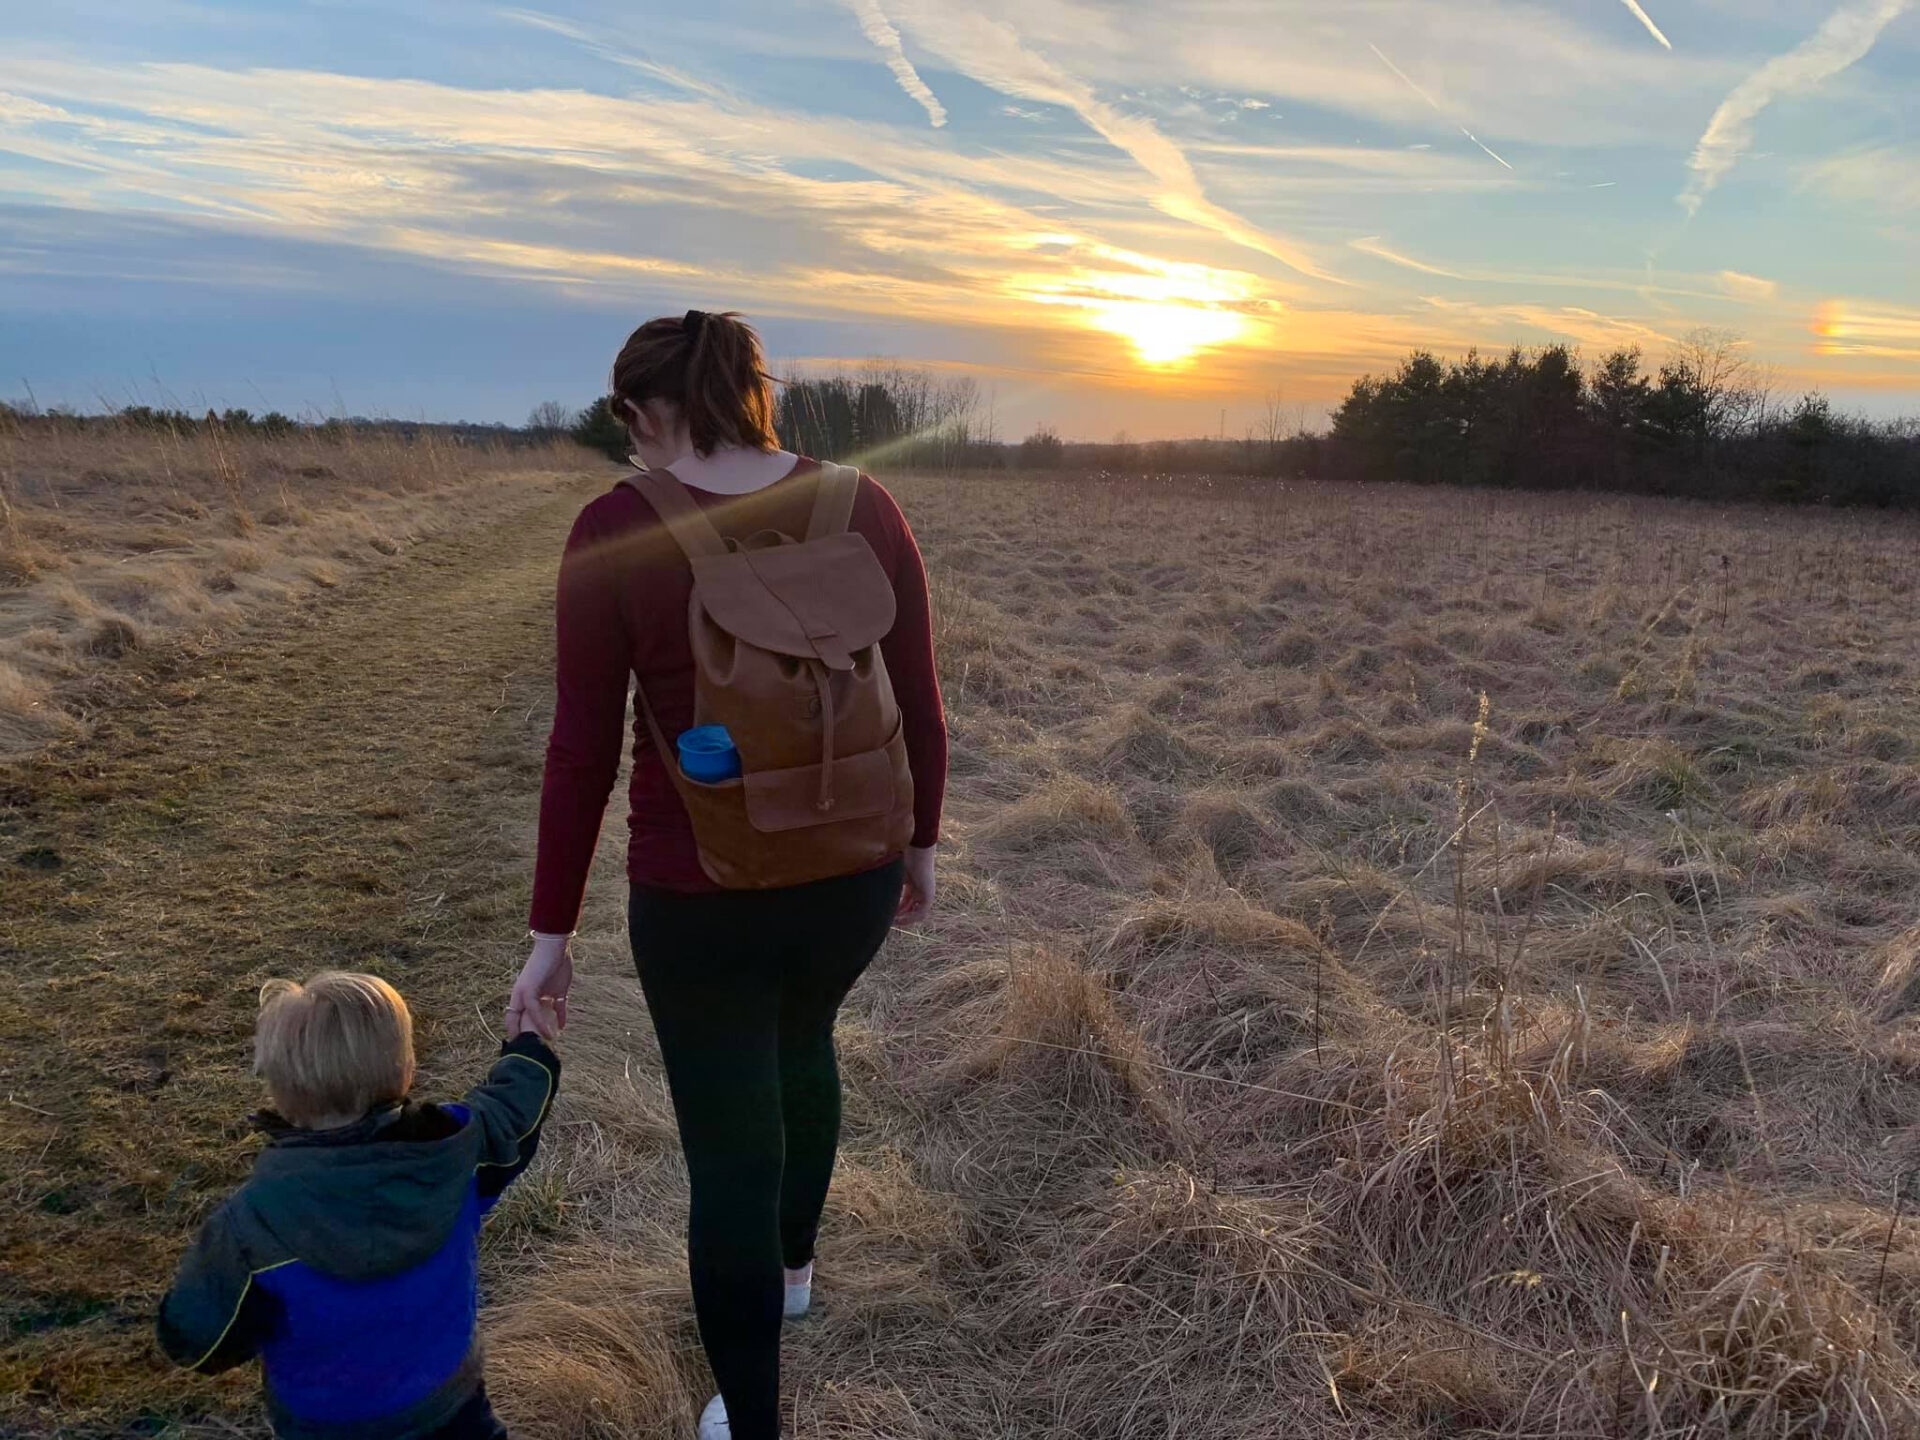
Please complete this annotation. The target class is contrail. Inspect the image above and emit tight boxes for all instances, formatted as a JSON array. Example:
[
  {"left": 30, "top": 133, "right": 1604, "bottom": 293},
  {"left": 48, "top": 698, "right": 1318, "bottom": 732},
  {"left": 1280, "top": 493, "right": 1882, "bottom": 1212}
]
[
  {"left": 1457, "top": 126, "right": 1514, "bottom": 171},
  {"left": 1367, "top": 42, "right": 1443, "bottom": 110},
  {"left": 1621, "top": 0, "right": 1674, "bottom": 49},
  {"left": 1680, "top": 0, "right": 1912, "bottom": 215},
  {"left": 877, "top": 3, "right": 1339, "bottom": 280},
  {"left": 1368, "top": 43, "right": 1513, "bottom": 170},
  {"left": 843, "top": 0, "right": 948, "bottom": 128}
]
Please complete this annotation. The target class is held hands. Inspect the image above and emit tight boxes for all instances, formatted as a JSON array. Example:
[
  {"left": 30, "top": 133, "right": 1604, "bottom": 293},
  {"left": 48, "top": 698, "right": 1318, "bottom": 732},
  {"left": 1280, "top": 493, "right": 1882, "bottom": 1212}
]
[
  {"left": 896, "top": 845, "right": 938, "bottom": 927},
  {"left": 506, "top": 932, "right": 573, "bottom": 1041}
]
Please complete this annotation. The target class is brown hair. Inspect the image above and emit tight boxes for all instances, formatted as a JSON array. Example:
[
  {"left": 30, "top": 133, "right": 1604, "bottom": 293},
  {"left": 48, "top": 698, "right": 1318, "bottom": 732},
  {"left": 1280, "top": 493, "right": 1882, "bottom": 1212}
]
[
  {"left": 611, "top": 309, "right": 779, "bottom": 456},
  {"left": 254, "top": 972, "right": 415, "bottom": 1128}
]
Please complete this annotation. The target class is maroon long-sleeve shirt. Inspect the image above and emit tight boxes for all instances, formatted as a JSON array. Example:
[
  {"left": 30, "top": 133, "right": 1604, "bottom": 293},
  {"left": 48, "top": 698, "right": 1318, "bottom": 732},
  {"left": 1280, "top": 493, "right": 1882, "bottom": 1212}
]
[{"left": 528, "top": 461, "right": 948, "bottom": 932}]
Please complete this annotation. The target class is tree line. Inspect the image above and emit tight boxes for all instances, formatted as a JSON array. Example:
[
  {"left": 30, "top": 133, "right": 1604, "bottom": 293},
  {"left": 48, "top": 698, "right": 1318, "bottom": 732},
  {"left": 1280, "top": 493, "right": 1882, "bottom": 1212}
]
[
  {"left": 0, "top": 401, "right": 539, "bottom": 449},
  {"left": 564, "top": 331, "right": 1918, "bottom": 510},
  {"left": 568, "top": 364, "right": 991, "bottom": 470},
  {"left": 15, "top": 330, "right": 1915, "bottom": 510},
  {"left": 1324, "top": 331, "right": 1919, "bottom": 507}
]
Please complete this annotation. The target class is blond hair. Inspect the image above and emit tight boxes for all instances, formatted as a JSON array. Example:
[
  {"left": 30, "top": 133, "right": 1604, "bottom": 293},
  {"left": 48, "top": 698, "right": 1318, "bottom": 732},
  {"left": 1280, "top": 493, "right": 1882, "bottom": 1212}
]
[{"left": 254, "top": 972, "right": 415, "bottom": 1128}]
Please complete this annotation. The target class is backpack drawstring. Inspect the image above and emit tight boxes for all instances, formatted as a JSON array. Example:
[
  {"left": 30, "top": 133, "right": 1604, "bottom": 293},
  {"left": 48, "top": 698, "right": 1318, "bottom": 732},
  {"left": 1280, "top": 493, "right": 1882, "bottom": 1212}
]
[{"left": 809, "top": 660, "right": 836, "bottom": 812}]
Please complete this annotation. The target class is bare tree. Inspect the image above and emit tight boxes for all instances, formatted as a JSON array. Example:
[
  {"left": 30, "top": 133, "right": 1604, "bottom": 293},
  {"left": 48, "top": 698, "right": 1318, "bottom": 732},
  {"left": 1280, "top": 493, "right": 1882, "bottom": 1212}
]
[
  {"left": 526, "top": 400, "right": 573, "bottom": 438},
  {"left": 1668, "top": 329, "right": 1761, "bottom": 439},
  {"left": 1259, "top": 388, "right": 1287, "bottom": 472}
]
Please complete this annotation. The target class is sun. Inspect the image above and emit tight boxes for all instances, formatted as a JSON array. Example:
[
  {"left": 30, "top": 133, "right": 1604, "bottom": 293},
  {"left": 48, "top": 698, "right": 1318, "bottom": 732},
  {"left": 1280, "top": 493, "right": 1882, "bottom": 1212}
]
[
  {"left": 1007, "top": 240, "right": 1269, "bottom": 370},
  {"left": 1083, "top": 299, "right": 1253, "bottom": 368}
]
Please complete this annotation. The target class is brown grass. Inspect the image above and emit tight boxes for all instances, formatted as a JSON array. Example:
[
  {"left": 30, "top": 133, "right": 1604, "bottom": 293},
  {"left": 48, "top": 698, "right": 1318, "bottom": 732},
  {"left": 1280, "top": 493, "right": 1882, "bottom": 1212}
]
[
  {"left": 0, "top": 422, "right": 578, "bottom": 759},
  {"left": 8, "top": 457, "right": 1920, "bottom": 1436}
]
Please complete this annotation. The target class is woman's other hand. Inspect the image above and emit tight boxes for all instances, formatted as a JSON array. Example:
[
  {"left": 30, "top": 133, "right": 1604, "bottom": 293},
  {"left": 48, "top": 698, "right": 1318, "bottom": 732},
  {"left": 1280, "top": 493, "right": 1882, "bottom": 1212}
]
[
  {"left": 896, "top": 845, "right": 937, "bottom": 927},
  {"left": 507, "top": 933, "right": 574, "bottom": 1040}
]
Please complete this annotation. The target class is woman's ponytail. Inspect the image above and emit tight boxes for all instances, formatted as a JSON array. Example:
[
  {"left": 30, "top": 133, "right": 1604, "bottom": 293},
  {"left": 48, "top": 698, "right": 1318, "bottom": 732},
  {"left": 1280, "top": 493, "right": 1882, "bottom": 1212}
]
[{"left": 611, "top": 309, "right": 779, "bottom": 456}]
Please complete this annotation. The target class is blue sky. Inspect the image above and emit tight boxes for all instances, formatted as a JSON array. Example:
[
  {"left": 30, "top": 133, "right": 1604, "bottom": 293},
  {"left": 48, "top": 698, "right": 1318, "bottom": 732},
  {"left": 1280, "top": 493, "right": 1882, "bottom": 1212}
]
[{"left": 1, "top": 0, "right": 1916, "bottom": 437}]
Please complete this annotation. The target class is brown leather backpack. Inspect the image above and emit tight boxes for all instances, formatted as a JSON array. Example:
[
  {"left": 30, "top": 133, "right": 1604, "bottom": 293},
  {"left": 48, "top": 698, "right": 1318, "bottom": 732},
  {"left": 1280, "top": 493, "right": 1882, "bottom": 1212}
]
[{"left": 621, "top": 463, "right": 915, "bottom": 890}]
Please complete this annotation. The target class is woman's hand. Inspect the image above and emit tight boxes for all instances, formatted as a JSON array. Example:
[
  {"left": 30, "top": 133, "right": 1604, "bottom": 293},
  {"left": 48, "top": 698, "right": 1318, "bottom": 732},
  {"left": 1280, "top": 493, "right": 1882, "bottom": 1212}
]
[
  {"left": 507, "top": 933, "right": 574, "bottom": 1040},
  {"left": 896, "top": 845, "right": 938, "bottom": 926}
]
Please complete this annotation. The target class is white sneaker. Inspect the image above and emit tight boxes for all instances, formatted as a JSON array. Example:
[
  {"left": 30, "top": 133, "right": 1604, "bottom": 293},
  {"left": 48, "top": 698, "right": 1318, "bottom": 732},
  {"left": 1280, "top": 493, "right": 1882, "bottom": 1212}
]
[
  {"left": 698, "top": 1394, "right": 730, "bottom": 1440},
  {"left": 784, "top": 1263, "right": 813, "bottom": 1320}
]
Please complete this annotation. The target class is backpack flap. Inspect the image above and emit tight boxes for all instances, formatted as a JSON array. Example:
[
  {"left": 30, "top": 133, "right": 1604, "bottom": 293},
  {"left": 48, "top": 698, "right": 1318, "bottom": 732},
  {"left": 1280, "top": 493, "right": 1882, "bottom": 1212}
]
[{"left": 689, "top": 534, "right": 895, "bottom": 671}]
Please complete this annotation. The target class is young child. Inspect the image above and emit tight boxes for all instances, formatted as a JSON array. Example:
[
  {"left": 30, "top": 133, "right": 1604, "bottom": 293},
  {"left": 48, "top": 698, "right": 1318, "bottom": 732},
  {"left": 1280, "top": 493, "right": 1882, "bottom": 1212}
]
[{"left": 157, "top": 972, "right": 560, "bottom": 1439}]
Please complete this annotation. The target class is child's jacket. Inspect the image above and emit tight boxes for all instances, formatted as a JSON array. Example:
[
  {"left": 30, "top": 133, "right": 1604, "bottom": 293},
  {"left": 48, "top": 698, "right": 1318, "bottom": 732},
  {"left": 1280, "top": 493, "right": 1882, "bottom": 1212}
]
[{"left": 157, "top": 1034, "right": 560, "bottom": 1439}]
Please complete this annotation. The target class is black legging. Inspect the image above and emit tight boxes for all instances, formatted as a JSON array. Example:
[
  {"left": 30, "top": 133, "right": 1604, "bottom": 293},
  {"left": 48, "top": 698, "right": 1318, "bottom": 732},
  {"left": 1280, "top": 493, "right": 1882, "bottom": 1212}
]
[{"left": 630, "top": 860, "right": 905, "bottom": 1440}]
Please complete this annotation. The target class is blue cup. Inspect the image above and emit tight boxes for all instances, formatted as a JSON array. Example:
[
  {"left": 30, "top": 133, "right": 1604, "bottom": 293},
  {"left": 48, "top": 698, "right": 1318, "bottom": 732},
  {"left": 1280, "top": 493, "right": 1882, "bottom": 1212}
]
[{"left": 678, "top": 725, "right": 742, "bottom": 783}]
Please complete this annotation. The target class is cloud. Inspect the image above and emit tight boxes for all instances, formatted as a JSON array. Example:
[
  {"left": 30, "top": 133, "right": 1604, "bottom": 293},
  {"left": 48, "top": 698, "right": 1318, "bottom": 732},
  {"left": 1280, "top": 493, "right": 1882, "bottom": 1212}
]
[
  {"left": 841, "top": 0, "right": 948, "bottom": 128},
  {"left": 1192, "top": 141, "right": 1516, "bottom": 196},
  {"left": 1717, "top": 269, "right": 1779, "bottom": 302},
  {"left": 0, "top": 91, "right": 75, "bottom": 124},
  {"left": 1680, "top": 0, "right": 1914, "bottom": 215},
  {"left": 1804, "top": 144, "right": 1920, "bottom": 212},
  {"left": 1348, "top": 236, "right": 1463, "bottom": 279},
  {"left": 1619, "top": 1, "right": 1674, "bottom": 50},
  {"left": 986, "top": 0, "right": 1732, "bottom": 150},
  {"left": 872, "top": 5, "right": 1337, "bottom": 281},
  {"left": 0, "top": 52, "right": 1319, "bottom": 385},
  {"left": 1419, "top": 296, "right": 1679, "bottom": 352}
]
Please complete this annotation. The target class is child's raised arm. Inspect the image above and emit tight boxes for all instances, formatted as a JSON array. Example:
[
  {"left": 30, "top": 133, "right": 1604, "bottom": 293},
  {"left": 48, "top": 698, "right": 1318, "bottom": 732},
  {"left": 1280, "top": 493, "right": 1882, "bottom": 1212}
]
[{"left": 467, "top": 1032, "right": 561, "bottom": 1208}]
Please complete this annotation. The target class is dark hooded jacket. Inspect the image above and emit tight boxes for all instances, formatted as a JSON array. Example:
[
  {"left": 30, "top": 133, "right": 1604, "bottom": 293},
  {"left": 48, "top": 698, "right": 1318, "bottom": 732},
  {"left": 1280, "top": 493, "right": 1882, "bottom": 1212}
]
[{"left": 157, "top": 1034, "right": 559, "bottom": 1439}]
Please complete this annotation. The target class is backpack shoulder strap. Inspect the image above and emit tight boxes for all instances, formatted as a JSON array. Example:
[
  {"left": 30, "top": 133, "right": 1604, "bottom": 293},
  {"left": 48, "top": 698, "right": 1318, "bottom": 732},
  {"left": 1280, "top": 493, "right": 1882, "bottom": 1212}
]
[
  {"left": 619, "top": 467, "right": 726, "bottom": 559},
  {"left": 805, "top": 462, "right": 860, "bottom": 542}
]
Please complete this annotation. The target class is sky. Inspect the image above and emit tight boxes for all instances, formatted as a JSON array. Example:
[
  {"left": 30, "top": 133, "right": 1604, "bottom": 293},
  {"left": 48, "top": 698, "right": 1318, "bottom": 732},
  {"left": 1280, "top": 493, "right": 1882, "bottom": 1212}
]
[{"left": 1, "top": 0, "right": 1916, "bottom": 438}]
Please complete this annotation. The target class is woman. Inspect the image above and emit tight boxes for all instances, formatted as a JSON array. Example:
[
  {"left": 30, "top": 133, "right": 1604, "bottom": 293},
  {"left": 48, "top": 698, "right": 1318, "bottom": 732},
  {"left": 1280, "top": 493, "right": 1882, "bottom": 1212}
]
[{"left": 506, "top": 311, "right": 947, "bottom": 1440}]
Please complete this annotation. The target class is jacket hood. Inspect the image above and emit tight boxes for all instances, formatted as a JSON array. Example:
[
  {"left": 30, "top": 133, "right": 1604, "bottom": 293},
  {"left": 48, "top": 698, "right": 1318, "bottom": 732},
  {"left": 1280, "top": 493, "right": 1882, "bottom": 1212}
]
[{"left": 238, "top": 1102, "right": 481, "bottom": 1280}]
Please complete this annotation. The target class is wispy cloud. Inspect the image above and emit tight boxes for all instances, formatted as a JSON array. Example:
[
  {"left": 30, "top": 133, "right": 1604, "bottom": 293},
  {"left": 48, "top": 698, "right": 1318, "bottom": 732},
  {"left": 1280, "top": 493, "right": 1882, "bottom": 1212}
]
[
  {"left": 1421, "top": 295, "right": 1679, "bottom": 352},
  {"left": 1680, "top": 0, "right": 1913, "bottom": 215},
  {"left": 0, "top": 53, "right": 1311, "bottom": 380},
  {"left": 877, "top": 5, "right": 1338, "bottom": 281},
  {"left": 841, "top": 0, "right": 948, "bottom": 128},
  {"left": 1349, "top": 236, "right": 1463, "bottom": 279},
  {"left": 1366, "top": 43, "right": 1513, "bottom": 171},
  {"left": 1804, "top": 143, "right": 1920, "bottom": 212},
  {"left": 1620, "top": 1, "right": 1674, "bottom": 50},
  {"left": 1718, "top": 269, "right": 1779, "bottom": 302}
]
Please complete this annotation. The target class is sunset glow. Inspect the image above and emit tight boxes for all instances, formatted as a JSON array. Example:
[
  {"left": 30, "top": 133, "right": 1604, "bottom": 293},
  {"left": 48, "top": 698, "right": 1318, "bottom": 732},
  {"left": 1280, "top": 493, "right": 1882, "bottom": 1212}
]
[{"left": 1, "top": 2, "right": 1915, "bottom": 432}]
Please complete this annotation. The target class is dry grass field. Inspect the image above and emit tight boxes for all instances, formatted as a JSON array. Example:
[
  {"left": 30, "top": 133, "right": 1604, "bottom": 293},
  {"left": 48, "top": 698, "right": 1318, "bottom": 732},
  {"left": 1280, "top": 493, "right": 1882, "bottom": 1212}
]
[
  {"left": 8, "top": 436, "right": 1920, "bottom": 1438},
  {"left": 0, "top": 422, "right": 577, "bottom": 758}
]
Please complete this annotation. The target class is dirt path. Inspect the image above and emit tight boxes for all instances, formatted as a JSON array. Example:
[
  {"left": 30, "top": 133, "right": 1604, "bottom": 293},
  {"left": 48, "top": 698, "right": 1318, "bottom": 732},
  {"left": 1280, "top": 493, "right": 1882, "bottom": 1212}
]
[{"left": 1, "top": 473, "right": 603, "bottom": 1432}]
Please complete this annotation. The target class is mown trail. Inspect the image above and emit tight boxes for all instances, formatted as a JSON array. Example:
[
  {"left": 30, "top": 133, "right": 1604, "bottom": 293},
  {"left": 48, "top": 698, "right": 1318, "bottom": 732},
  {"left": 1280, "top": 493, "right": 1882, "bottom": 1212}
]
[{"left": 0, "top": 472, "right": 602, "bottom": 1433}]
